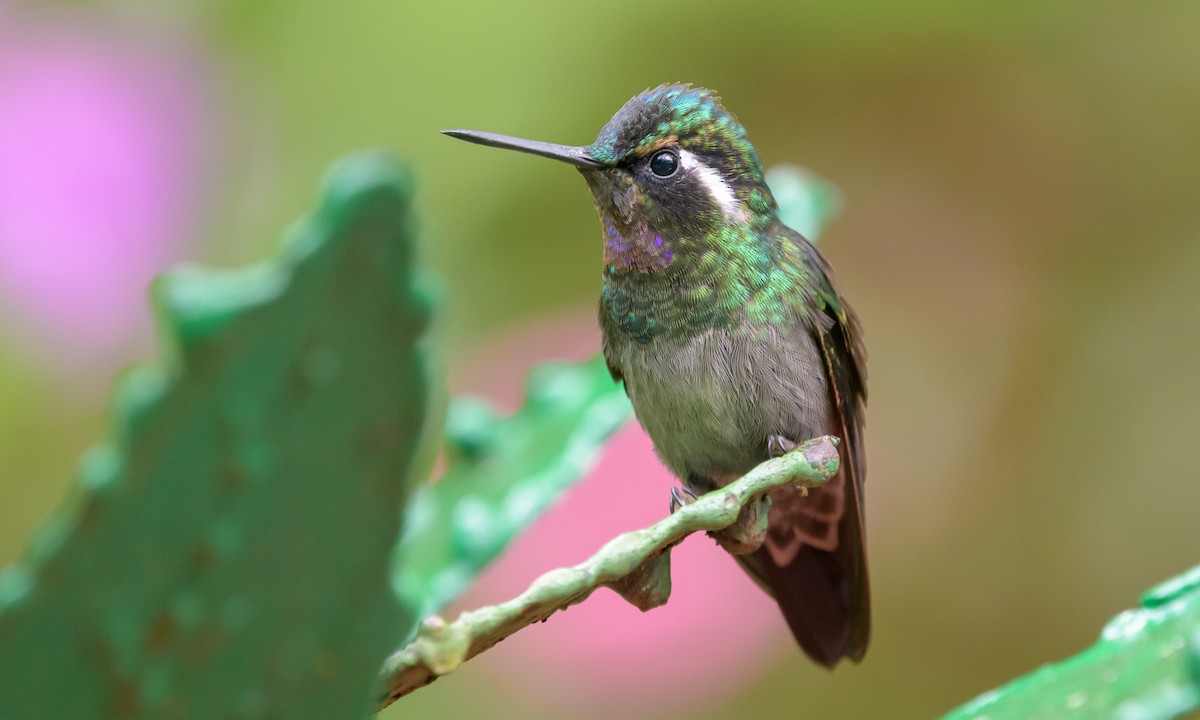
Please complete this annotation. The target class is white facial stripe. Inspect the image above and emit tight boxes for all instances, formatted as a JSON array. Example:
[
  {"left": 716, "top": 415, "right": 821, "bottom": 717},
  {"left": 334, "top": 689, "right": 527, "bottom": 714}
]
[{"left": 678, "top": 149, "right": 744, "bottom": 220}]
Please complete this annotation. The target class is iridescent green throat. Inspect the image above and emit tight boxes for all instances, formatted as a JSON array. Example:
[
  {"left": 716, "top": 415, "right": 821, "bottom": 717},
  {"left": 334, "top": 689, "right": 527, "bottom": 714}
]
[{"left": 598, "top": 214, "right": 809, "bottom": 345}]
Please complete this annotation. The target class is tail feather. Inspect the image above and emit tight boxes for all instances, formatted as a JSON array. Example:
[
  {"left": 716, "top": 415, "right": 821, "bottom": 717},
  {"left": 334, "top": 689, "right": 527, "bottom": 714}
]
[{"left": 737, "top": 473, "right": 870, "bottom": 667}]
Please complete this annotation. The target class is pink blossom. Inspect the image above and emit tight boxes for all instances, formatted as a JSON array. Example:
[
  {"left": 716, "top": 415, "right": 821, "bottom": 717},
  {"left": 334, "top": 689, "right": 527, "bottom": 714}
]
[{"left": 0, "top": 15, "right": 209, "bottom": 365}]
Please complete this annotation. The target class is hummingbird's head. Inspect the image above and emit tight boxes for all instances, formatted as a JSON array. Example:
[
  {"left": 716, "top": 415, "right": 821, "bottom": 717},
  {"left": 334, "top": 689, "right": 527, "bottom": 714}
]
[{"left": 444, "top": 84, "right": 778, "bottom": 273}]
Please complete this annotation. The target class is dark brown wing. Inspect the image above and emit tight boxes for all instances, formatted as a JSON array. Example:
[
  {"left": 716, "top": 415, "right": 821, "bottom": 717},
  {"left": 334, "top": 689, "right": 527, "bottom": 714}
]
[{"left": 740, "top": 232, "right": 870, "bottom": 667}]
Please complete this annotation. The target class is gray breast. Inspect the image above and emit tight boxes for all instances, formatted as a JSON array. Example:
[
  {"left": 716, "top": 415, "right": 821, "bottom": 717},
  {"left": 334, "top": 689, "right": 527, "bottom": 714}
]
[{"left": 614, "top": 322, "right": 830, "bottom": 486}]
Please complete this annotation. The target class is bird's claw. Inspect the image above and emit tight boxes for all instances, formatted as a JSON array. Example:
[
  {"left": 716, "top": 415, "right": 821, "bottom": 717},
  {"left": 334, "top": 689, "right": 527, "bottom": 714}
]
[
  {"left": 668, "top": 486, "right": 700, "bottom": 514},
  {"left": 767, "top": 434, "right": 797, "bottom": 458}
]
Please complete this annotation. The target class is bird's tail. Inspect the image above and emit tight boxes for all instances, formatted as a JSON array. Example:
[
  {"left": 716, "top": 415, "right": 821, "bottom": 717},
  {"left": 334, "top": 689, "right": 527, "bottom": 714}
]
[{"left": 736, "top": 472, "right": 870, "bottom": 667}]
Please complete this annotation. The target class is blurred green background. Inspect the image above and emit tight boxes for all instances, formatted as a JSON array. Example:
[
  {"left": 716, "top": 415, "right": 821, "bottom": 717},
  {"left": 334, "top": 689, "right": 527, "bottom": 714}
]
[{"left": 2, "top": 0, "right": 1199, "bottom": 718}]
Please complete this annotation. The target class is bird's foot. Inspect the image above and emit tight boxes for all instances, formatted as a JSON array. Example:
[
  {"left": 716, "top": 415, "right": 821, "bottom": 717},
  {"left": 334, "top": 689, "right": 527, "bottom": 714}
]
[
  {"left": 769, "top": 435, "right": 809, "bottom": 495},
  {"left": 668, "top": 486, "right": 700, "bottom": 514},
  {"left": 767, "top": 434, "right": 797, "bottom": 458}
]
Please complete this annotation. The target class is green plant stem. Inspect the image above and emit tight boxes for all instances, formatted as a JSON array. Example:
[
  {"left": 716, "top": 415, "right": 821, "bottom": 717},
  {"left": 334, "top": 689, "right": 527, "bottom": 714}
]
[{"left": 376, "top": 435, "right": 841, "bottom": 708}]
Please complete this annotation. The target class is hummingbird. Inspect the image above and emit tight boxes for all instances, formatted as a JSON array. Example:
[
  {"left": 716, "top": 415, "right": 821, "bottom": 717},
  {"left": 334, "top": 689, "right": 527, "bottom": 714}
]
[{"left": 444, "top": 84, "right": 869, "bottom": 667}]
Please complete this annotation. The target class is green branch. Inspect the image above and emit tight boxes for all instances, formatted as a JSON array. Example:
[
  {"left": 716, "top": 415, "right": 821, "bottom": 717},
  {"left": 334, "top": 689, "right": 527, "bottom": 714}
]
[{"left": 376, "top": 435, "right": 841, "bottom": 708}]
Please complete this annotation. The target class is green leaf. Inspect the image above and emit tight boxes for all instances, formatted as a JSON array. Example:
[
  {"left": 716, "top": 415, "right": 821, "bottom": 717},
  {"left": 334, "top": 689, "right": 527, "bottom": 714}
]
[
  {"left": 765, "top": 165, "right": 842, "bottom": 243},
  {"left": 944, "top": 564, "right": 1200, "bottom": 720},
  {"left": 0, "top": 151, "right": 440, "bottom": 719},
  {"left": 393, "top": 355, "right": 632, "bottom": 621}
]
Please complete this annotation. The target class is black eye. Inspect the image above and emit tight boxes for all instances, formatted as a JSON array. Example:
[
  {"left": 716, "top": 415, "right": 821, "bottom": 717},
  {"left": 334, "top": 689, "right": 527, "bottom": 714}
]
[{"left": 649, "top": 150, "right": 679, "bottom": 177}]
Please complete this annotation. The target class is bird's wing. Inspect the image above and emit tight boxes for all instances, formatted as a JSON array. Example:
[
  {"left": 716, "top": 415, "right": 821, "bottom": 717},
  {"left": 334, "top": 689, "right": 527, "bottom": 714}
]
[
  {"left": 601, "top": 340, "right": 626, "bottom": 387},
  {"left": 740, "top": 227, "right": 871, "bottom": 667}
]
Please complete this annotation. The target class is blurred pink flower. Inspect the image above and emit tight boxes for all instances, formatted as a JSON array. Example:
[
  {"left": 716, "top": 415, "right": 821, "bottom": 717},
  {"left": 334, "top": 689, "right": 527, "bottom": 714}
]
[
  {"left": 452, "top": 312, "right": 787, "bottom": 716},
  {"left": 0, "top": 14, "right": 210, "bottom": 365}
]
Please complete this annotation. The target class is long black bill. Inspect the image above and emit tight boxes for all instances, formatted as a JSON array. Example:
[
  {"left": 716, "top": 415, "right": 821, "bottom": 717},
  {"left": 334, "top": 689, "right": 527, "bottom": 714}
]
[{"left": 442, "top": 129, "right": 602, "bottom": 169}]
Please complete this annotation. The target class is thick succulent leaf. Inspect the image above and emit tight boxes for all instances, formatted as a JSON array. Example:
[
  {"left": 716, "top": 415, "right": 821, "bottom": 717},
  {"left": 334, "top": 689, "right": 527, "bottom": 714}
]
[
  {"left": 0, "top": 152, "right": 439, "bottom": 719},
  {"left": 944, "top": 564, "right": 1200, "bottom": 720},
  {"left": 393, "top": 355, "right": 632, "bottom": 621},
  {"left": 765, "top": 164, "right": 842, "bottom": 243}
]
